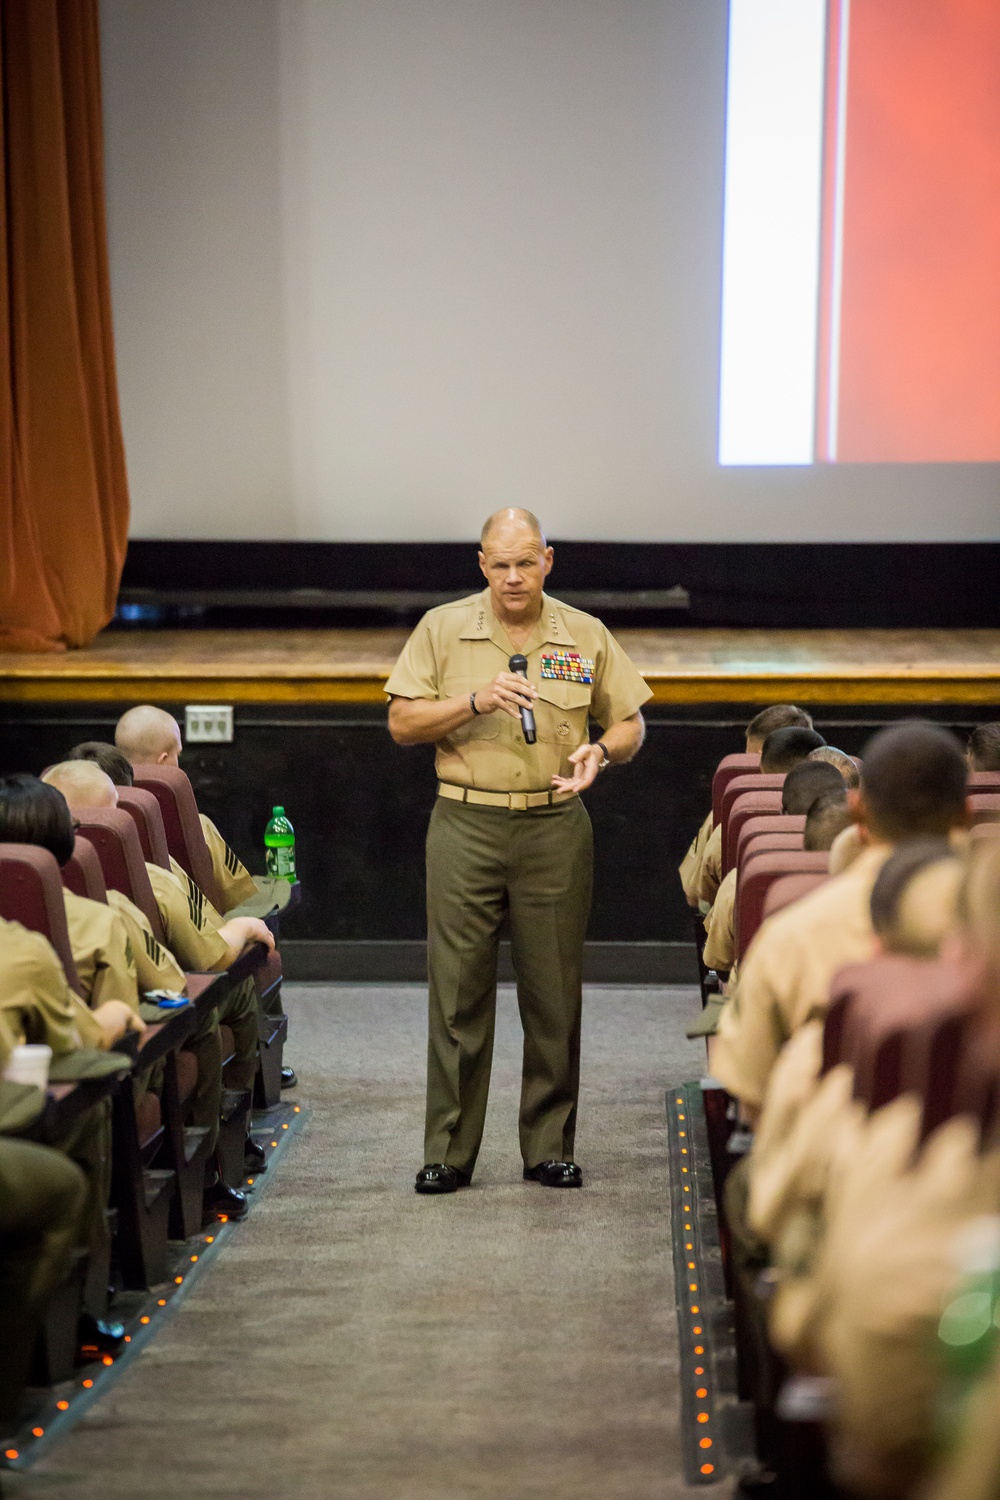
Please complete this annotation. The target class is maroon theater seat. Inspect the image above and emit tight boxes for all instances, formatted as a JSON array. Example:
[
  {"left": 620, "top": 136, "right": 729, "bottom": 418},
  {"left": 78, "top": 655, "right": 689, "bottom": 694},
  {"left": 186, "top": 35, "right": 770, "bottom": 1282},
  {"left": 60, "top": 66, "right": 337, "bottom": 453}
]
[
  {"left": 116, "top": 787, "right": 172, "bottom": 869},
  {"left": 711, "top": 753, "right": 761, "bottom": 826},
  {"left": 951, "top": 1019, "right": 1000, "bottom": 1151},
  {"left": 62, "top": 836, "right": 108, "bottom": 903},
  {"left": 131, "top": 766, "right": 224, "bottom": 911},
  {"left": 737, "top": 815, "right": 806, "bottom": 874},
  {"left": 719, "top": 772, "right": 785, "bottom": 836},
  {"left": 75, "top": 808, "right": 167, "bottom": 944},
  {"left": 760, "top": 869, "right": 830, "bottom": 925},
  {"left": 0, "top": 844, "right": 83, "bottom": 993},
  {"left": 724, "top": 789, "right": 785, "bottom": 875},
  {"left": 968, "top": 792, "right": 1000, "bottom": 824},
  {"left": 735, "top": 850, "right": 829, "bottom": 962}
]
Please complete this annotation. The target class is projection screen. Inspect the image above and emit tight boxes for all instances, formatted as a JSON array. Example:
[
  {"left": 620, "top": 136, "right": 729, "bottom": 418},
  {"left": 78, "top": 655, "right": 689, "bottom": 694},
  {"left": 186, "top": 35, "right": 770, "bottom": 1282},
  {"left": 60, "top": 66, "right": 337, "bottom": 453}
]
[{"left": 100, "top": 0, "right": 1000, "bottom": 542}]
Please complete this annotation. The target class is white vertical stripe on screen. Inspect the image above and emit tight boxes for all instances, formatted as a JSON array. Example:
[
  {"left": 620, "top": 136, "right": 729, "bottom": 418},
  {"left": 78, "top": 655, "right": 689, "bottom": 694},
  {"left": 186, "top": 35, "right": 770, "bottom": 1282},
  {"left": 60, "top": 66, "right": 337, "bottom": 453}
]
[
  {"left": 824, "top": 0, "right": 851, "bottom": 461},
  {"left": 717, "top": 0, "right": 828, "bottom": 466}
]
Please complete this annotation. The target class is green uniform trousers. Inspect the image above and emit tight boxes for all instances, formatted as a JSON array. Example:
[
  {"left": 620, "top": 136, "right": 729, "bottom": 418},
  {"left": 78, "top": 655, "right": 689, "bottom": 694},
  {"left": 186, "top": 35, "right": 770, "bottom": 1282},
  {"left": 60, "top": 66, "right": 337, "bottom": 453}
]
[
  {"left": 0, "top": 1137, "right": 87, "bottom": 1420},
  {"left": 424, "top": 794, "right": 593, "bottom": 1176}
]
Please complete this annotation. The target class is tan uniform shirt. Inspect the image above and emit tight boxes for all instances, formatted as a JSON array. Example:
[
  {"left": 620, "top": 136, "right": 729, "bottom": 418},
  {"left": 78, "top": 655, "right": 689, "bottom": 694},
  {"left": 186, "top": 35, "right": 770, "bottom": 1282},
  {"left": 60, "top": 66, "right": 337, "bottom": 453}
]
[
  {"left": 922, "top": 1354, "right": 1000, "bottom": 1500},
  {"left": 146, "top": 862, "right": 229, "bottom": 973},
  {"left": 710, "top": 844, "right": 889, "bottom": 1109},
  {"left": 62, "top": 888, "right": 140, "bottom": 1015},
  {"left": 696, "top": 822, "right": 724, "bottom": 907},
  {"left": 106, "top": 888, "right": 186, "bottom": 995},
  {"left": 199, "top": 814, "right": 259, "bottom": 911},
  {"left": 818, "top": 1114, "right": 1000, "bottom": 1499},
  {"left": 679, "top": 810, "right": 713, "bottom": 906},
  {"left": 0, "top": 915, "right": 104, "bottom": 1052},
  {"left": 0, "top": 1007, "right": 16, "bottom": 1073},
  {"left": 384, "top": 588, "right": 651, "bottom": 792},
  {"left": 703, "top": 867, "right": 736, "bottom": 971}
]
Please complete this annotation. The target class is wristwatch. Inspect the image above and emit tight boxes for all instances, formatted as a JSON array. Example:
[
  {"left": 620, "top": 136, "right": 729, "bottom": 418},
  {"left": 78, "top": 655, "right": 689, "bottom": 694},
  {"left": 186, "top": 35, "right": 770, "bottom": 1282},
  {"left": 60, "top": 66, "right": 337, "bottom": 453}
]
[{"left": 595, "top": 741, "right": 610, "bottom": 770}]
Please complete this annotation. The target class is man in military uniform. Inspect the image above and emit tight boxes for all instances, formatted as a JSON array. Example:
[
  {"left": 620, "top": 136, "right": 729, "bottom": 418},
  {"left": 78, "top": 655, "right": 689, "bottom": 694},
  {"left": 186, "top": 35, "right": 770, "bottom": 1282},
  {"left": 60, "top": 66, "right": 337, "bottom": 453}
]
[
  {"left": 113, "top": 706, "right": 260, "bottom": 911},
  {"left": 386, "top": 509, "right": 650, "bottom": 1193}
]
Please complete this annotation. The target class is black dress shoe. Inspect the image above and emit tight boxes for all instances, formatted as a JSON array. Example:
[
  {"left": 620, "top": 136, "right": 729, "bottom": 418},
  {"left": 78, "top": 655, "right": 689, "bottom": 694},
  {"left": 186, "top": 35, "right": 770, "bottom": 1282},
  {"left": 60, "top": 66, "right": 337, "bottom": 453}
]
[
  {"left": 202, "top": 1179, "right": 249, "bottom": 1224},
  {"left": 523, "top": 1160, "right": 583, "bottom": 1188},
  {"left": 414, "top": 1163, "right": 470, "bottom": 1194},
  {"left": 244, "top": 1136, "right": 268, "bottom": 1174},
  {"left": 281, "top": 1066, "right": 298, "bottom": 1088},
  {"left": 77, "top": 1312, "right": 126, "bottom": 1362}
]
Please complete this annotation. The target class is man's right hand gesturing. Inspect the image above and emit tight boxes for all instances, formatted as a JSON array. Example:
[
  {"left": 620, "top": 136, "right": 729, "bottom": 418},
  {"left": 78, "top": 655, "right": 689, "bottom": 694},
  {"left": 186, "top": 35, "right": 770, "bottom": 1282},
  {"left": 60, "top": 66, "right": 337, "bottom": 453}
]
[{"left": 473, "top": 671, "right": 538, "bottom": 721}]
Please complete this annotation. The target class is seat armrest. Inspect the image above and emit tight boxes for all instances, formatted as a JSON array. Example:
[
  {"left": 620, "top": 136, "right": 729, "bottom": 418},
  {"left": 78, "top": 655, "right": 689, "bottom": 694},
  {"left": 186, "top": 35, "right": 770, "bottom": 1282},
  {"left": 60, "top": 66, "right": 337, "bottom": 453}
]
[{"left": 128, "top": 1007, "right": 197, "bottom": 1067}]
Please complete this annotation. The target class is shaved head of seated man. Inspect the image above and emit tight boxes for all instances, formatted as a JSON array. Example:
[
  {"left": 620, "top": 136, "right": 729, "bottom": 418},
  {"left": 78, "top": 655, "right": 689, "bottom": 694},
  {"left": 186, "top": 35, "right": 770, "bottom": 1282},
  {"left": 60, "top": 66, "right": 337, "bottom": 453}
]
[
  {"left": 680, "top": 704, "right": 814, "bottom": 907},
  {"left": 802, "top": 788, "right": 853, "bottom": 853},
  {"left": 759, "top": 725, "right": 826, "bottom": 774},
  {"left": 114, "top": 706, "right": 258, "bottom": 912},
  {"left": 869, "top": 839, "right": 964, "bottom": 959},
  {"left": 114, "top": 704, "right": 182, "bottom": 766},
  {"left": 711, "top": 721, "right": 969, "bottom": 1121},
  {"left": 967, "top": 721, "right": 1000, "bottom": 773},
  {"left": 65, "top": 741, "right": 134, "bottom": 787},
  {"left": 808, "top": 744, "right": 860, "bottom": 788},
  {"left": 780, "top": 759, "right": 846, "bottom": 816},
  {"left": 746, "top": 704, "right": 813, "bottom": 752}
]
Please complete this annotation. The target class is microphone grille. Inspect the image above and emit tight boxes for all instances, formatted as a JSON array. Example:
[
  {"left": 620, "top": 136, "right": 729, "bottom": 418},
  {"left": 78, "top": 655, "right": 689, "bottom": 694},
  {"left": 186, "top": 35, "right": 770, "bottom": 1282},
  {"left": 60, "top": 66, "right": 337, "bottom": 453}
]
[{"left": 508, "top": 654, "right": 528, "bottom": 672}]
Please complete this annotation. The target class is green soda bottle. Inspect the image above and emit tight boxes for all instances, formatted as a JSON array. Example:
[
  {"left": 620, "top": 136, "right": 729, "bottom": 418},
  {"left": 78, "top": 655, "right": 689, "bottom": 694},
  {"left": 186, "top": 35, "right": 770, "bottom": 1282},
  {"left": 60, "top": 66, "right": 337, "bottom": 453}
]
[{"left": 264, "top": 806, "right": 296, "bottom": 882}]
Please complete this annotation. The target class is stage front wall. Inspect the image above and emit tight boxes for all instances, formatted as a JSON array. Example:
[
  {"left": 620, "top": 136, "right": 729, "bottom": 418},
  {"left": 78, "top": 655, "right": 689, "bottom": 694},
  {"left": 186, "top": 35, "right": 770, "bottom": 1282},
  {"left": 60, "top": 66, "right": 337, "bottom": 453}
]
[{"left": 2, "top": 701, "right": 995, "bottom": 975}]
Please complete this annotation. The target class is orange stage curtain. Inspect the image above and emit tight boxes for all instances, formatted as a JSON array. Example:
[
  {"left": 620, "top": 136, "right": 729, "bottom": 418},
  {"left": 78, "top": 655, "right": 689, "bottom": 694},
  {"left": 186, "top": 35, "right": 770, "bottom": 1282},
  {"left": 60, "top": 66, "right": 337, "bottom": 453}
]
[{"left": 0, "top": 0, "right": 129, "bottom": 652}]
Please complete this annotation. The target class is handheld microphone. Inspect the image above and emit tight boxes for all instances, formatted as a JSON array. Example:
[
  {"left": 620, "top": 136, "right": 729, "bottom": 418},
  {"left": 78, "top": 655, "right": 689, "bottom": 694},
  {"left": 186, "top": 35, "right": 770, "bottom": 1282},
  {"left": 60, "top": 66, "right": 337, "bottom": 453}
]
[{"left": 508, "top": 654, "right": 536, "bottom": 745}]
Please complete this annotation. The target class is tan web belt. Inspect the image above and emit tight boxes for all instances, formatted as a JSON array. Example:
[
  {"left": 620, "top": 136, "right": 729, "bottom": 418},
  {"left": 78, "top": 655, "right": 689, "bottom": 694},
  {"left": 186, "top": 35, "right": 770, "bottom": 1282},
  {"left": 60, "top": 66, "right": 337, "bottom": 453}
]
[{"left": 437, "top": 783, "right": 576, "bottom": 811}]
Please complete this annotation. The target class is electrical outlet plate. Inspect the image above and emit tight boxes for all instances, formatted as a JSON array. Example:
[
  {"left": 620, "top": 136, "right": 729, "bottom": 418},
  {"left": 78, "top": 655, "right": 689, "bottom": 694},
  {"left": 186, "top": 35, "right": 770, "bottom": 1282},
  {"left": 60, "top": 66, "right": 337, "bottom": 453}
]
[{"left": 185, "top": 705, "right": 234, "bottom": 743}]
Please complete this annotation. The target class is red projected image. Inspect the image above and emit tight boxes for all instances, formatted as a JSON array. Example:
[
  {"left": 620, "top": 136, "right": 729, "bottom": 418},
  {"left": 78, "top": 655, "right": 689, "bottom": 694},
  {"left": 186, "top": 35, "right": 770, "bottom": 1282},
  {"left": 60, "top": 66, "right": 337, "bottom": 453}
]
[
  {"left": 719, "top": 0, "right": 1000, "bottom": 466},
  {"left": 819, "top": 0, "right": 1000, "bottom": 462}
]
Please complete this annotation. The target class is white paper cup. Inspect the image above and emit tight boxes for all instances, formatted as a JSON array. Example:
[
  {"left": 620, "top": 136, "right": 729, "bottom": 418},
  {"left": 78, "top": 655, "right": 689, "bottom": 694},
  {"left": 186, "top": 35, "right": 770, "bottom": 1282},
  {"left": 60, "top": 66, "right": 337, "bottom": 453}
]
[{"left": 3, "top": 1044, "right": 53, "bottom": 1089}]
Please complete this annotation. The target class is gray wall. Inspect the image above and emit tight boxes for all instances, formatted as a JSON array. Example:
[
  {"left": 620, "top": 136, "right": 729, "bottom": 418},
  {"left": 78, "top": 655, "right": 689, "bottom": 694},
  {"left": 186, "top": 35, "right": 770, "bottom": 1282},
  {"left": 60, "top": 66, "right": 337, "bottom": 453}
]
[{"left": 101, "top": 0, "right": 1000, "bottom": 543}]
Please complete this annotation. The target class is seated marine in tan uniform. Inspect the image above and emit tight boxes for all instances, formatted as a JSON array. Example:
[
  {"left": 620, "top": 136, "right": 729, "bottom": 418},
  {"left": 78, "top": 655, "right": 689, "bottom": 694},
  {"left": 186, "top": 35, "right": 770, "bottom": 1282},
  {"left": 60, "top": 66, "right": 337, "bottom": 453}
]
[
  {"left": 695, "top": 722, "right": 826, "bottom": 909},
  {"left": 0, "top": 1006, "right": 89, "bottom": 1424},
  {"left": 710, "top": 722, "right": 970, "bottom": 1120},
  {"left": 111, "top": 707, "right": 260, "bottom": 910},
  {"left": 811, "top": 837, "right": 1000, "bottom": 1499},
  {"left": 0, "top": 915, "right": 142, "bottom": 1360},
  {"left": 43, "top": 761, "right": 271, "bottom": 1212},
  {"left": 106, "top": 713, "right": 297, "bottom": 1088},
  {"left": 678, "top": 703, "right": 814, "bottom": 910},
  {"left": 0, "top": 774, "right": 142, "bottom": 1016}
]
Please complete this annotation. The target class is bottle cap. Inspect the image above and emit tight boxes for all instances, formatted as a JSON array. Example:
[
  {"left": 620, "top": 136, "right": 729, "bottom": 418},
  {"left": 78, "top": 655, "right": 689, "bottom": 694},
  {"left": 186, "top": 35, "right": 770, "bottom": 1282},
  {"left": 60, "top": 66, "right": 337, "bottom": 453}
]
[{"left": 273, "top": 806, "right": 284, "bottom": 815}]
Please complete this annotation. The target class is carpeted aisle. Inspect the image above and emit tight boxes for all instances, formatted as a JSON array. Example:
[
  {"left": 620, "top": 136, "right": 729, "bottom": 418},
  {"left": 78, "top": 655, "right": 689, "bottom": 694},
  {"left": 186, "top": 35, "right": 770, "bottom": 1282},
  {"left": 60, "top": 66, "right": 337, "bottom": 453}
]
[{"left": 22, "top": 983, "right": 727, "bottom": 1500}]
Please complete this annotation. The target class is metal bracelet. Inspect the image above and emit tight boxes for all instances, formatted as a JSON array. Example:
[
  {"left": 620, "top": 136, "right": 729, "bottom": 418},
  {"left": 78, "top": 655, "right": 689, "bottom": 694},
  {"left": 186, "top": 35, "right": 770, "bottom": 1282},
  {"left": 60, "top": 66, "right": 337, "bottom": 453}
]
[{"left": 470, "top": 691, "right": 481, "bottom": 716}]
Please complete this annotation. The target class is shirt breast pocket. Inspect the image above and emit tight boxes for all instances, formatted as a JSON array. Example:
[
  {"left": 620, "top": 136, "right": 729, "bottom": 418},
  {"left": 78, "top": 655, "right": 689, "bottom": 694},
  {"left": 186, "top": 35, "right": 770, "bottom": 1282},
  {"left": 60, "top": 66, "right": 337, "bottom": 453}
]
[
  {"left": 442, "top": 675, "right": 501, "bottom": 741},
  {"left": 533, "top": 681, "right": 592, "bottom": 745}
]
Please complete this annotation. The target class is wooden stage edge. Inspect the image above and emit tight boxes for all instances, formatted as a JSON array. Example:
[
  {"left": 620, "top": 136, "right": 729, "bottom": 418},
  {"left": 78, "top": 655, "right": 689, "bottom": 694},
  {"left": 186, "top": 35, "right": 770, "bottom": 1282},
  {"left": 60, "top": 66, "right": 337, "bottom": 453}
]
[{"left": 0, "top": 628, "right": 998, "bottom": 706}]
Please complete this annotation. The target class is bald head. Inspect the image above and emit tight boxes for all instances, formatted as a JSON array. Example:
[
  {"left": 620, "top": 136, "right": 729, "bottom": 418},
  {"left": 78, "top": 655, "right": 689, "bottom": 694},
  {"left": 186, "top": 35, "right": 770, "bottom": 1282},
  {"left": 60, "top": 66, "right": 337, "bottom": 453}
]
[
  {"left": 478, "top": 509, "right": 552, "bottom": 625},
  {"left": 480, "top": 508, "right": 546, "bottom": 550},
  {"left": 115, "top": 705, "right": 183, "bottom": 766},
  {"left": 42, "top": 761, "right": 118, "bottom": 817}
]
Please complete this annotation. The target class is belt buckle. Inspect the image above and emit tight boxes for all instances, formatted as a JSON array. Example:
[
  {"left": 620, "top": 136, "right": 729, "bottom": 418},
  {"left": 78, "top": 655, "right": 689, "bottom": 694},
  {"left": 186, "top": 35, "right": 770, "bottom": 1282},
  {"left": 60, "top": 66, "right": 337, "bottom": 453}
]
[{"left": 509, "top": 792, "right": 528, "bottom": 811}]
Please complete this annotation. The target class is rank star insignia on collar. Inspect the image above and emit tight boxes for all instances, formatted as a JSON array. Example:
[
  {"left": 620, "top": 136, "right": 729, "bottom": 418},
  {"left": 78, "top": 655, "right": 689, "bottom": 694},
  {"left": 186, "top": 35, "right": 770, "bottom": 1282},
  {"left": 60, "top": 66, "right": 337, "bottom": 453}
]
[{"left": 541, "top": 651, "right": 594, "bottom": 684}]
